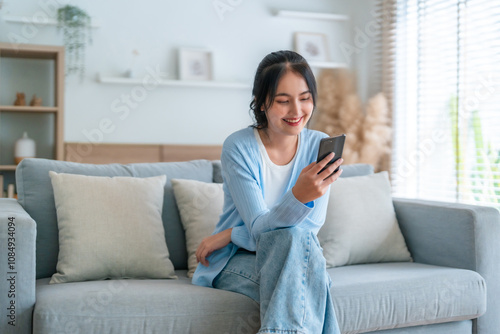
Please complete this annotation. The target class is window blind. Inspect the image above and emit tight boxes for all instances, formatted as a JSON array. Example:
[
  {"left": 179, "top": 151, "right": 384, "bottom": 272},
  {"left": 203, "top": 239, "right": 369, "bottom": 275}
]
[{"left": 377, "top": 0, "right": 500, "bottom": 210}]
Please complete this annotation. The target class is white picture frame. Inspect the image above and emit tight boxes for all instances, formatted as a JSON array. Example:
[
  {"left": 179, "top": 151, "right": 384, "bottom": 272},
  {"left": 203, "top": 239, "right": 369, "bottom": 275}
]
[
  {"left": 294, "top": 32, "right": 329, "bottom": 62},
  {"left": 178, "top": 48, "right": 213, "bottom": 81}
]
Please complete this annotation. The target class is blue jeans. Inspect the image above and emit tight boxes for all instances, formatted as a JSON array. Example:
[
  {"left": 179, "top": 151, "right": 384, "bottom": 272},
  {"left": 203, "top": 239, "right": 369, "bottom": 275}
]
[{"left": 213, "top": 227, "right": 341, "bottom": 334}]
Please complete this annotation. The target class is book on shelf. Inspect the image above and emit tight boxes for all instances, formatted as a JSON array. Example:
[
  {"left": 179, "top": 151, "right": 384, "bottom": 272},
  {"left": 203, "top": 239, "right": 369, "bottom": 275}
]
[
  {"left": 0, "top": 175, "right": 3, "bottom": 198},
  {"left": 7, "top": 183, "right": 15, "bottom": 198}
]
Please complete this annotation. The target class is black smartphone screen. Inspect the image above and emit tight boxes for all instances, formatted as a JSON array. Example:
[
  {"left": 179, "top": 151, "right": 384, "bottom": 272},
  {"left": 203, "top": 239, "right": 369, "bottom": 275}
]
[{"left": 316, "top": 134, "right": 346, "bottom": 175}]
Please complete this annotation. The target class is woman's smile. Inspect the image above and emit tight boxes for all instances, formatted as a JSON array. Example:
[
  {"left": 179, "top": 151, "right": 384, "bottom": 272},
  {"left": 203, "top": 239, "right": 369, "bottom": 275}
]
[{"left": 283, "top": 116, "right": 304, "bottom": 126}]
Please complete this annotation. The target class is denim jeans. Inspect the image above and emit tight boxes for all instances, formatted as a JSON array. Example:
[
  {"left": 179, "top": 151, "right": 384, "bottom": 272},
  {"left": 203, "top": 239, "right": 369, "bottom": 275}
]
[{"left": 213, "top": 227, "right": 341, "bottom": 334}]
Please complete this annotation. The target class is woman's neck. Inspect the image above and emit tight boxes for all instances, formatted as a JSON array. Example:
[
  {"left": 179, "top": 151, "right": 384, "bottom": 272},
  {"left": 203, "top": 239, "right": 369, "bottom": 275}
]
[{"left": 258, "top": 128, "right": 299, "bottom": 166}]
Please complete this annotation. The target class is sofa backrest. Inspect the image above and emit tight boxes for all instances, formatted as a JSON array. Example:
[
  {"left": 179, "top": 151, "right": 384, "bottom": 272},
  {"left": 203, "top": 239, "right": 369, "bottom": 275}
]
[
  {"left": 16, "top": 158, "right": 373, "bottom": 280},
  {"left": 211, "top": 161, "right": 373, "bottom": 183},
  {"left": 16, "top": 158, "right": 215, "bottom": 279}
]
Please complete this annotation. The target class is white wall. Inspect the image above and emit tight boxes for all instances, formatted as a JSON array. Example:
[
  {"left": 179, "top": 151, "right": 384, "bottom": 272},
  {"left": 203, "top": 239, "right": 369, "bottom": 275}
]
[
  {"left": 0, "top": 0, "right": 378, "bottom": 145},
  {"left": 345, "top": 0, "right": 380, "bottom": 103}
]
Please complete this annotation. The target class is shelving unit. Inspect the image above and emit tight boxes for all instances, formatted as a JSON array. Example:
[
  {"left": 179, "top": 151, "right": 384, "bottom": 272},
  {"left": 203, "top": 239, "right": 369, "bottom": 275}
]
[
  {"left": 0, "top": 105, "right": 59, "bottom": 113},
  {"left": 309, "top": 61, "right": 348, "bottom": 69},
  {"left": 0, "top": 43, "right": 65, "bottom": 174},
  {"left": 97, "top": 74, "right": 251, "bottom": 89},
  {"left": 274, "top": 10, "right": 349, "bottom": 22},
  {"left": 0, "top": 165, "right": 17, "bottom": 171},
  {"left": 3, "top": 15, "right": 101, "bottom": 28}
]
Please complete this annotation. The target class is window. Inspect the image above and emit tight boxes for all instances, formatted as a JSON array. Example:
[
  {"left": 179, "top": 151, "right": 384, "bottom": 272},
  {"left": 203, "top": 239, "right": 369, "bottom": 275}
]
[{"left": 383, "top": 0, "right": 500, "bottom": 209}]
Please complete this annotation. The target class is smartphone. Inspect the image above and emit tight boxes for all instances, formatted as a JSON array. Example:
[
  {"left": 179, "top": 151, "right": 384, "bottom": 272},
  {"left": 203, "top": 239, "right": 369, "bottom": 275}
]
[{"left": 317, "top": 134, "right": 346, "bottom": 176}]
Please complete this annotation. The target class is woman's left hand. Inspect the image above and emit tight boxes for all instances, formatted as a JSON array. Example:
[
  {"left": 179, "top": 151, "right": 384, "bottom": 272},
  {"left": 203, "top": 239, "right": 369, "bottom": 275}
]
[{"left": 196, "top": 228, "right": 233, "bottom": 267}]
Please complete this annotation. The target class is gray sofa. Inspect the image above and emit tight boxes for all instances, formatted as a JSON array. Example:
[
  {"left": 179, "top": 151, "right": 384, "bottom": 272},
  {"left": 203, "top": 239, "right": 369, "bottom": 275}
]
[{"left": 1, "top": 158, "right": 499, "bottom": 334}]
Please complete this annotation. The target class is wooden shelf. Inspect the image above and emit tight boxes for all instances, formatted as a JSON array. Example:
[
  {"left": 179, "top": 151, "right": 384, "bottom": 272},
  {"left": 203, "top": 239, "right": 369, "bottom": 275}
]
[
  {"left": 0, "top": 42, "right": 65, "bottom": 163},
  {"left": 0, "top": 105, "right": 59, "bottom": 113},
  {"left": 275, "top": 10, "right": 349, "bottom": 22},
  {"left": 0, "top": 165, "right": 17, "bottom": 171},
  {"left": 97, "top": 74, "right": 251, "bottom": 89},
  {"left": 3, "top": 15, "right": 101, "bottom": 28},
  {"left": 309, "top": 61, "right": 348, "bottom": 69}
]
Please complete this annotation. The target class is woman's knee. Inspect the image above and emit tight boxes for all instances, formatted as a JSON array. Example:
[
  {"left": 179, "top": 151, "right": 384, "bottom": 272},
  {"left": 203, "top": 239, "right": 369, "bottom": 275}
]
[
  {"left": 214, "top": 250, "right": 260, "bottom": 302},
  {"left": 258, "top": 227, "right": 311, "bottom": 246},
  {"left": 257, "top": 227, "right": 325, "bottom": 263}
]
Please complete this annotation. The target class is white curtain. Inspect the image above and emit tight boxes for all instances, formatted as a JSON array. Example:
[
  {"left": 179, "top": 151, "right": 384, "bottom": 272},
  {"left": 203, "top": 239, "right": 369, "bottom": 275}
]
[{"left": 377, "top": 0, "right": 500, "bottom": 209}]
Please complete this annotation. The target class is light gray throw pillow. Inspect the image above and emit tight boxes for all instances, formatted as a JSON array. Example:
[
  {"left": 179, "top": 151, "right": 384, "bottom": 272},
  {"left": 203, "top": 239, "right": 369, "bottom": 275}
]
[
  {"left": 318, "top": 171, "right": 412, "bottom": 267},
  {"left": 171, "top": 179, "right": 223, "bottom": 277},
  {"left": 49, "top": 172, "right": 177, "bottom": 283}
]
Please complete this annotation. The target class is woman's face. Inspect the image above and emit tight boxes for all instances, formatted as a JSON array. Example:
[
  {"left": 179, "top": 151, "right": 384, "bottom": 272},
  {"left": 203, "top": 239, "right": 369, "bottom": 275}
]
[{"left": 264, "top": 70, "right": 314, "bottom": 138}]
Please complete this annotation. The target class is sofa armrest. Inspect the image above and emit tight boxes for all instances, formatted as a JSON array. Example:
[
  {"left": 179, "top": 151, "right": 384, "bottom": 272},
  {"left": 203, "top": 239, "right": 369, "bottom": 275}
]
[
  {"left": 393, "top": 197, "right": 500, "bottom": 334},
  {"left": 0, "top": 199, "right": 36, "bottom": 334}
]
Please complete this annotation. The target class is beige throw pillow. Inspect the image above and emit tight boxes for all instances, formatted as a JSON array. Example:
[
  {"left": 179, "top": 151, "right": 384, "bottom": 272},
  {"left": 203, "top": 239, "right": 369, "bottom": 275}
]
[
  {"left": 318, "top": 171, "right": 412, "bottom": 268},
  {"left": 49, "top": 172, "right": 176, "bottom": 283},
  {"left": 171, "top": 179, "right": 223, "bottom": 277}
]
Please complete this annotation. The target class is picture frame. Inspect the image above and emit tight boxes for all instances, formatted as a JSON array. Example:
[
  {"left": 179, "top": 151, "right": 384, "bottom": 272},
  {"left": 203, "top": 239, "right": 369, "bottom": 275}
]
[
  {"left": 294, "top": 32, "right": 329, "bottom": 62},
  {"left": 178, "top": 48, "right": 213, "bottom": 81}
]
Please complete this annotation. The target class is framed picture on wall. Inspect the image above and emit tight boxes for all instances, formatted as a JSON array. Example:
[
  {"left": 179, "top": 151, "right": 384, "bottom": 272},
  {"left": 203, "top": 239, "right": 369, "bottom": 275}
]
[
  {"left": 178, "top": 48, "right": 213, "bottom": 81},
  {"left": 294, "top": 32, "right": 329, "bottom": 62}
]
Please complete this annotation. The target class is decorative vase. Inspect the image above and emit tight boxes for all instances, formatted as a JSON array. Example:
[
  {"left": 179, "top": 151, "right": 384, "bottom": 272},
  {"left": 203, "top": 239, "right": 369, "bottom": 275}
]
[
  {"left": 14, "top": 132, "right": 36, "bottom": 164},
  {"left": 14, "top": 92, "right": 26, "bottom": 106},
  {"left": 124, "top": 68, "right": 134, "bottom": 78},
  {"left": 30, "top": 94, "right": 43, "bottom": 106}
]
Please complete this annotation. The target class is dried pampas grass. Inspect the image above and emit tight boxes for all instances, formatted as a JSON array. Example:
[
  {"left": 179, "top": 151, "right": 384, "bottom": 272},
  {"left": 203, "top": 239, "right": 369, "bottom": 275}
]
[{"left": 311, "top": 69, "right": 391, "bottom": 172}]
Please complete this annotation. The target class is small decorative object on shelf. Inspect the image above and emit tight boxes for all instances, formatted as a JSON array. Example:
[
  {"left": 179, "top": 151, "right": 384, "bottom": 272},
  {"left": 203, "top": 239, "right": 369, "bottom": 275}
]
[
  {"left": 178, "top": 48, "right": 213, "bottom": 81},
  {"left": 124, "top": 49, "right": 140, "bottom": 78},
  {"left": 14, "top": 132, "right": 36, "bottom": 164},
  {"left": 57, "top": 5, "right": 92, "bottom": 80},
  {"left": 294, "top": 32, "right": 329, "bottom": 62},
  {"left": 30, "top": 94, "right": 43, "bottom": 106},
  {"left": 13, "top": 92, "right": 26, "bottom": 106}
]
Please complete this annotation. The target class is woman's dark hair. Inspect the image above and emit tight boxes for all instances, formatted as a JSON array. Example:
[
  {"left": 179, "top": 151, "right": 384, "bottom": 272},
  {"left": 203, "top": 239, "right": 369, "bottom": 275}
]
[{"left": 250, "top": 50, "right": 317, "bottom": 129}]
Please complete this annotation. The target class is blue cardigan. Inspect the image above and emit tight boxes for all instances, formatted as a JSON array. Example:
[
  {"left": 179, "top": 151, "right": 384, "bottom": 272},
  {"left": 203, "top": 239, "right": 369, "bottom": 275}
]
[{"left": 192, "top": 126, "right": 330, "bottom": 287}]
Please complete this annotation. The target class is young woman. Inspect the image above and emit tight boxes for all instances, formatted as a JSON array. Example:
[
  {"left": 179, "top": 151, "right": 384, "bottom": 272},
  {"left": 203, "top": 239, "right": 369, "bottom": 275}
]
[{"left": 192, "top": 50, "right": 342, "bottom": 334}]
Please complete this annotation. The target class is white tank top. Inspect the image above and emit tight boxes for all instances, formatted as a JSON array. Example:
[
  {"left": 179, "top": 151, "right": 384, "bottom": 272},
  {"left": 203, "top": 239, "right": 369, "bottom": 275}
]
[{"left": 254, "top": 128, "right": 300, "bottom": 208}]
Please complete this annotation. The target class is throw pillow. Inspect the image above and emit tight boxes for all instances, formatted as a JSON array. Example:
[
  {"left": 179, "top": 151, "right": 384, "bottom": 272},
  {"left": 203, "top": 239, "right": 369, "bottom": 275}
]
[
  {"left": 318, "top": 171, "right": 412, "bottom": 267},
  {"left": 171, "top": 179, "right": 223, "bottom": 277},
  {"left": 49, "top": 172, "right": 177, "bottom": 284}
]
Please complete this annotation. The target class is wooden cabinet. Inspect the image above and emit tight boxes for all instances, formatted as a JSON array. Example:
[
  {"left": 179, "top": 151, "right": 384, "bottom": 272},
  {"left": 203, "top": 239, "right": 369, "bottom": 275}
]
[{"left": 0, "top": 43, "right": 64, "bottom": 172}]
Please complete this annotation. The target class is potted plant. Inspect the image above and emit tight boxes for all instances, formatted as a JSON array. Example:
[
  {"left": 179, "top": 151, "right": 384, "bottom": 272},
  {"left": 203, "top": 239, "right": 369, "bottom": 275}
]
[{"left": 57, "top": 5, "right": 92, "bottom": 80}]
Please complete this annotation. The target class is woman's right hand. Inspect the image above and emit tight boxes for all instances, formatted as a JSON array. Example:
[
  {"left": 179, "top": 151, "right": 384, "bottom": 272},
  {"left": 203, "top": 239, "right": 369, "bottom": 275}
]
[
  {"left": 196, "top": 228, "right": 233, "bottom": 267},
  {"left": 292, "top": 152, "right": 343, "bottom": 204}
]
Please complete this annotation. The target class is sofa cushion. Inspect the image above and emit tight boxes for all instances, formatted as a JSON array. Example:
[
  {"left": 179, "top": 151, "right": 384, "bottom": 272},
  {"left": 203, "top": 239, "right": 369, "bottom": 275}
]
[
  {"left": 34, "top": 271, "right": 261, "bottom": 334},
  {"left": 33, "top": 264, "right": 485, "bottom": 334},
  {"left": 16, "top": 158, "right": 214, "bottom": 279},
  {"left": 337, "top": 163, "right": 374, "bottom": 177},
  {"left": 49, "top": 172, "right": 176, "bottom": 283},
  {"left": 319, "top": 171, "right": 412, "bottom": 268},
  {"left": 171, "top": 179, "right": 224, "bottom": 278},
  {"left": 212, "top": 160, "right": 223, "bottom": 183},
  {"left": 367, "top": 321, "right": 472, "bottom": 334},
  {"left": 330, "top": 262, "right": 486, "bottom": 334}
]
